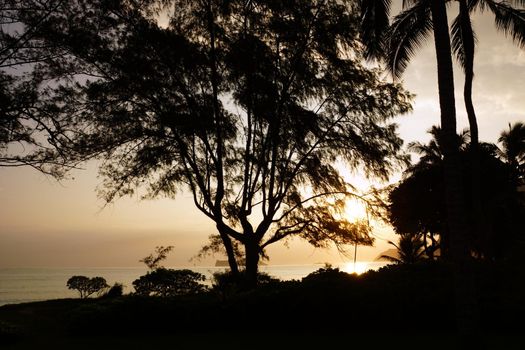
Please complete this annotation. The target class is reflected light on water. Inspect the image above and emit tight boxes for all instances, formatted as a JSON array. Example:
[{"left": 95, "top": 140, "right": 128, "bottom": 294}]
[{"left": 343, "top": 261, "right": 368, "bottom": 275}]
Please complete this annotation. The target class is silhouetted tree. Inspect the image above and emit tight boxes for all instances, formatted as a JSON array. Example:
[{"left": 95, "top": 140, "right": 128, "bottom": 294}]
[
  {"left": 133, "top": 268, "right": 208, "bottom": 297},
  {"left": 17, "top": 0, "right": 412, "bottom": 286},
  {"left": 66, "top": 276, "right": 109, "bottom": 298},
  {"left": 379, "top": 233, "right": 427, "bottom": 264},
  {"left": 102, "top": 282, "right": 124, "bottom": 298},
  {"left": 134, "top": 246, "right": 208, "bottom": 296},
  {"left": 140, "top": 246, "right": 174, "bottom": 270}
]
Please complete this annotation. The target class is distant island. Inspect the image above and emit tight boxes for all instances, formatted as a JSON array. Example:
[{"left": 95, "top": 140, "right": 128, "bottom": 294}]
[{"left": 215, "top": 260, "right": 231, "bottom": 267}]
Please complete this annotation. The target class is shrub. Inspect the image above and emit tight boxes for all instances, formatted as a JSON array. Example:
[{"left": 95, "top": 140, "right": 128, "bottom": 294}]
[
  {"left": 301, "top": 266, "right": 352, "bottom": 284},
  {"left": 211, "top": 270, "right": 280, "bottom": 297},
  {"left": 132, "top": 268, "right": 208, "bottom": 297},
  {"left": 102, "top": 282, "right": 125, "bottom": 298},
  {"left": 66, "top": 276, "right": 109, "bottom": 298}
]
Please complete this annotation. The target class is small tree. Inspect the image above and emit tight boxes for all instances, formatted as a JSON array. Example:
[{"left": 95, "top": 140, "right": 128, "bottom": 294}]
[
  {"left": 379, "top": 233, "right": 427, "bottom": 265},
  {"left": 134, "top": 246, "right": 208, "bottom": 296},
  {"left": 140, "top": 245, "right": 174, "bottom": 270},
  {"left": 132, "top": 268, "right": 207, "bottom": 297},
  {"left": 66, "top": 276, "right": 109, "bottom": 299}
]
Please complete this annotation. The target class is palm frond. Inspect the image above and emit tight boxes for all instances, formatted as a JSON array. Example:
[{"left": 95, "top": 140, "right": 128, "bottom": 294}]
[
  {"left": 467, "top": 0, "right": 484, "bottom": 12},
  {"left": 510, "top": 1, "right": 525, "bottom": 8},
  {"left": 360, "top": 0, "right": 392, "bottom": 61},
  {"left": 402, "top": 0, "right": 420, "bottom": 9},
  {"left": 484, "top": 0, "right": 525, "bottom": 48},
  {"left": 386, "top": 1, "right": 433, "bottom": 80},
  {"left": 498, "top": 122, "right": 525, "bottom": 164},
  {"left": 378, "top": 254, "right": 401, "bottom": 263}
]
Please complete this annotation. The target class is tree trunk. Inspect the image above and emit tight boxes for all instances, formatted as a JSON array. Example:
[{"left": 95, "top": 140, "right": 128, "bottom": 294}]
[
  {"left": 217, "top": 224, "right": 240, "bottom": 276},
  {"left": 430, "top": 0, "right": 479, "bottom": 336},
  {"left": 458, "top": 0, "right": 487, "bottom": 258},
  {"left": 244, "top": 238, "right": 260, "bottom": 288},
  {"left": 465, "top": 74, "right": 487, "bottom": 257},
  {"left": 430, "top": 0, "right": 468, "bottom": 260}
]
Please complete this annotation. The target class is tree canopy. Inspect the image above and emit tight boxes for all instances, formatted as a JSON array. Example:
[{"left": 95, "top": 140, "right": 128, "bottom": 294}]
[
  {"left": 66, "top": 275, "right": 109, "bottom": 298},
  {"left": 0, "top": 0, "right": 77, "bottom": 175},
  {"left": 14, "top": 0, "right": 412, "bottom": 284}
]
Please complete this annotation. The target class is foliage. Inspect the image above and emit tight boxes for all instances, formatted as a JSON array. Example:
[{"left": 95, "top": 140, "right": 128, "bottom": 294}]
[
  {"left": 11, "top": 261, "right": 525, "bottom": 339},
  {"left": 66, "top": 276, "right": 109, "bottom": 299},
  {"left": 132, "top": 268, "right": 208, "bottom": 297},
  {"left": 301, "top": 265, "right": 352, "bottom": 282},
  {"left": 211, "top": 269, "right": 279, "bottom": 296},
  {"left": 140, "top": 246, "right": 173, "bottom": 270},
  {"left": 362, "top": 0, "right": 525, "bottom": 82},
  {"left": 192, "top": 234, "right": 246, "bottom": 263},
  {"left": 13, "top": 0, "right": 412, "bottom": 282},
  {"left": 0, "top": 0, "right": 77, "bottom": 174}
]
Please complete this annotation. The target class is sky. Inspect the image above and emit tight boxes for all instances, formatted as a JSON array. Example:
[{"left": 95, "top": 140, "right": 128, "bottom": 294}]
[{"left": 1, "top": 5, "right": 524, "bottom": 268}]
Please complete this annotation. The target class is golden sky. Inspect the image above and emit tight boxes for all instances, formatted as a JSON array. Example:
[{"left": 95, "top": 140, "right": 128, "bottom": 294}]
[{"left": 1, "top": 6, "right": 524, "bottom": 268}]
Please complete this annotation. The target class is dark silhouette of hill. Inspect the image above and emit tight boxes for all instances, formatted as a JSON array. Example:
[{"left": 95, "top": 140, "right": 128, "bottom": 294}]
[{"left": 2, "top": 261, "right": 525, "bottom": 349}]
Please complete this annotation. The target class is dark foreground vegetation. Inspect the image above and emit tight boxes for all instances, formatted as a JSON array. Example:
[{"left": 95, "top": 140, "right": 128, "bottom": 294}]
[{"left": 2, "top": 262, "right": 525, "bottom": 349}]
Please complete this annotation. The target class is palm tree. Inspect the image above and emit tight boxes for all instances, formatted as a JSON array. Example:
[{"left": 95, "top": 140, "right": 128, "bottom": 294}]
[
  {"left": 361, "top": 0, "right": 471, "bottom": 259},
  {"left": 360, "top": 0, "right": 476, "bottom": 332},
  {"left": 453, "top": 1, "right": 525, "bottom": 246},
  {"left": 452, "top": 0, "right": 525, "bottom": 150},
  {"left": 408, "top": 125, "right": 470, "bottom": 170},
  {"left": 360, "top": 0, "right": 469, "bottom": 263},
  {"left": 498, "top": 122, "right": 525, "bottom": 185},
  {"left": 379, "top": 233, "right": 427, "bottom": 264}
]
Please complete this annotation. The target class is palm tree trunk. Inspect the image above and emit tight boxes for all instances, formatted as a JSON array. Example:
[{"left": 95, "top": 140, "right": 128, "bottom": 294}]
[
  {"left": 459, "top": 0, "right": 487, "bottom": 258},
  {"left": 429, "top": 0, "right": 479, "bottom": 336},
  {"left": 459, "top": 0, "right": 478, "bottom": 149},
  {"left": 465, "top": 67, "right": 488, "bottom": 257},
  {"left": 430, "top": 0, "right": 468, "bottom": 258}
]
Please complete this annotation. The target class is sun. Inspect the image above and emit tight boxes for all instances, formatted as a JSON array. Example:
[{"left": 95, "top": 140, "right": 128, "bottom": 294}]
[
  {"left": 344, "top": 198, "right": 368, "bottom": 222},
  {"left": 343, "top": 261, "right": 369, "bottom": 275}
]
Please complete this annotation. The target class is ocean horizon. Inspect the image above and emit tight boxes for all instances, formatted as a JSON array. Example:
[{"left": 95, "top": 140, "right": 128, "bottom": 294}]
[{"left": 0, "top": 262, "right": 390, "bottom": 306}]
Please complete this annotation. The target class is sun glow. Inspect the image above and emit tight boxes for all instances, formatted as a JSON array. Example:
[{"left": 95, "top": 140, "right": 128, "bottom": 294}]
[
  {"left": 344, "top": 198, "right": 368, "bottom": 222},
  {"left": 343, "top": 261, "right": 369, "bottom": 275}
]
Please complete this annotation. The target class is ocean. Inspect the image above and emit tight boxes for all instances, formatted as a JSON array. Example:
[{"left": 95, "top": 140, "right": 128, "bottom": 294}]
[{"left": 0, "top": 262, "right": 389, "bottom": 306}]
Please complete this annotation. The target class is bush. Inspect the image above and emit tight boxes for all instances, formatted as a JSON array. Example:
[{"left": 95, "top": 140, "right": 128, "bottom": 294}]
[
  {"left": 211, "top": 270, "right": 280, "bottom": 297},
  {"left": 67, "top": 276, "right": 109, "bottom": 298},
  {"left": 301, "top": 266, "right": 353, "bottom": 284},
  {"left": 132, "top": 268, "right": 208, "bottom": 297},
  {"left": 102, "top": 282, "right": 125, "bottom": 298}
]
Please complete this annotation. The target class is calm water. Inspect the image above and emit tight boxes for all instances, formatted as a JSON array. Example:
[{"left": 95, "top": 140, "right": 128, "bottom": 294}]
[{"left": 0, "top": 262, "right": 389, "bottom": 306}]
